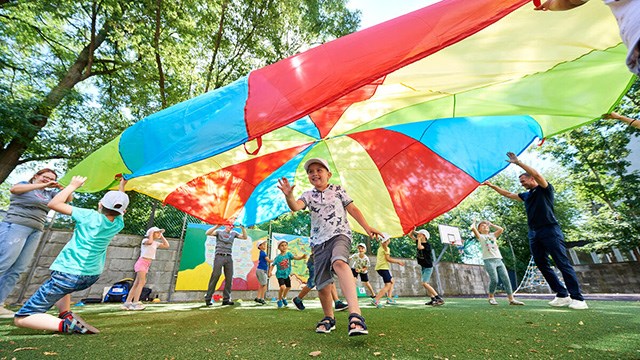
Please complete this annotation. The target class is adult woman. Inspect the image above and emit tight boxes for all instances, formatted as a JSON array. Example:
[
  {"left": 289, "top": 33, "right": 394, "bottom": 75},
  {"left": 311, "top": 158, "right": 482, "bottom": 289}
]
[{"left": 0, "top": 168, "right": 71, "bottom": 318}]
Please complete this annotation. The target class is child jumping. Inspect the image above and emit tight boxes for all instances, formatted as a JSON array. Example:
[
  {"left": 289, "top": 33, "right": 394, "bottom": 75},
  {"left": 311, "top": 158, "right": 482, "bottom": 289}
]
[
  {"left": 14, "top": 176, "right": 128, "bottom": 334},
  {"left": 470, "top": 219, "right": 524, "bottom": 306},
  {"left": 122, "top": 226, "right": 169, "bottom": 310},
  {"left": 372, "top": 235, "right": 405, "bottom": 308},
  {"left": 349, "top": 243, "right": 376, "bottom": 298},
  {"left": 254, "top": 239, "right": 271, "bottom": 305},
  {"left": 408, "top": 228, "right": 444, "bottom": 306},
  {"left": 278, "top": 158, "right": 382, "bottom": 336},
  {"left": 269, "top": 240, "right": 307, "bottom": 308}
]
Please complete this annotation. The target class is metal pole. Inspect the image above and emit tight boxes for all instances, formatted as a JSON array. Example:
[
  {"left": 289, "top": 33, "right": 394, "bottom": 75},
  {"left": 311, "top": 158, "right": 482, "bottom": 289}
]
[{"left": 146, "top": 200, "right": 158, "bottom": 230}]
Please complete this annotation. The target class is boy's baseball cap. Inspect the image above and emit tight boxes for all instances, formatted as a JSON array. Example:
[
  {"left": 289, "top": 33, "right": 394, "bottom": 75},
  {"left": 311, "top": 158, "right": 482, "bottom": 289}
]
[
  {"left": 380, "top": 233, "right": 391, "bottom": 243},
  {"left": 100, "top": 191, "right": 129, "bottom": 215},
  {"left": 416, "top": 229, "right": 430, "bottom": 239},
  {"left": 257, "top": 239, "right": 267, "bottom": 247},
  {"left": 357, "top": 243, "right": 366, "bottom": 248},
  {"left": 146, "top": 226, "right": 165, "bottom": 237},
  {"left": 303, "top": 158, "right": 330, "bottom": 172},
  {"left": 277, "top": 239, "right": 288, "bottom": 247}
]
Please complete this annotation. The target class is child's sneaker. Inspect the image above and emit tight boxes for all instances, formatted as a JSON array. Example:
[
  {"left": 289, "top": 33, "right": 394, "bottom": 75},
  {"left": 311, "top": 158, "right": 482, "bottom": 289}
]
[
  {"left": 59, "top": 311, "right": 99, "bottom": 334},
  {"left": 282, "top": 298, "right": 288, "bottom": 307},
  {"left": 121, "top": 302, "right": 134, "bottom": 310},
  {"left": 370, "top": 299, "right": 383, "bottom": 308},
  {"left": 293, "top": 297, "right": 305, "bottom": 310},
  {"left": 132, "top": 302, "right": 146, "bottom": 310},
  {"left": 334, "top": 300, "right": 348, "bottom": 311},
  {"left": 254, "top": 297, "right": 261, "bottom": 304},
  {"left": 434, "top": 297, "right": 445, "bottom": 306},
  {"left": 277, "top": 299, "right": 283, "bottom": 308},
  {"left": 0, "top": 305, "right": 15, "bottom": 319},
  {"left": 385, "top": 297, "right": 397, "bottom": 305}
]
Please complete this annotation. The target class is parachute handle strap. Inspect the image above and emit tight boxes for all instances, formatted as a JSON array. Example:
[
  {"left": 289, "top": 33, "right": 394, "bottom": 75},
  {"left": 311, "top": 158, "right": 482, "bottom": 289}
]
[{"left": 244, "top": 136, "right": 263, "bottom": 155}]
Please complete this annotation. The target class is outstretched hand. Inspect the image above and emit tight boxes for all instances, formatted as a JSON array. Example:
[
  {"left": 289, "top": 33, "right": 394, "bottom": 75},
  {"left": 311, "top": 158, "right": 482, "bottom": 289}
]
[
  {"left": 69, "top": 176, "right": 87, "bottom": 189},
  {"left": 365, "top": 226, "right": 383, "bottom": 239},
  {"left": 506, "top": 152, "right": 519, "bottom": 164},
  {"left": 277, "top": 177, "right": 295, "bottom": 196}
]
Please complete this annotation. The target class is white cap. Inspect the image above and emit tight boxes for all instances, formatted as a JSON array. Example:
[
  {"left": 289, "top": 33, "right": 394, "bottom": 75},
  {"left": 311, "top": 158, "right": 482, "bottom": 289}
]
[
  {"left": 357, "top": 242, "right": 366, "bottom": 248},
  {"left": 100, "top": 191, "right": 129, "bottom": 215},
  {"left": 380, "top": 233, "right": 391, "bottom": 243},
  {"left": 416, "top": 229, "right": 430, "bottom": 240},
  {"left": 277, "top": 240, "right": 288, "bottom": 247},
  {"left": 146, "top": 226, "right": 165, "bottom": 237},
  {"left": 257, "top": 239, "right": 267, "bottom": 247},
  {"left": 303, "top": 158, "right": 330, "bottom": 172}
]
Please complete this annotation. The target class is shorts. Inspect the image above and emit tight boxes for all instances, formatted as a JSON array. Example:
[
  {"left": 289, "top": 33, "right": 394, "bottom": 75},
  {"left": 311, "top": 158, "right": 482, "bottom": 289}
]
[
  {"left": 15, "top": 271, "right": 100, "bottom": 316},
  {"left": 306, "top": 263, "right": 316, "bottom": 289},
  {"left": 312, "top": 234, "right": 351, "bottom": 291},
  {"left": 376, "top": 269, "right": 393, "bottom": 284},
  {"left": 351, "top": 268, "right": 369, "bottom": 282},
  {"left": 134, "top": 257, "right": 152, "bottom": 273},
  {"left": 421, "top": 267, "right": 434, "bottom": 283},
  {"left": 277, "top": 276, "right": 291, "bottom": 288},
  {"left": 256, "top": 269, "right": 268, "bottom": 286}
]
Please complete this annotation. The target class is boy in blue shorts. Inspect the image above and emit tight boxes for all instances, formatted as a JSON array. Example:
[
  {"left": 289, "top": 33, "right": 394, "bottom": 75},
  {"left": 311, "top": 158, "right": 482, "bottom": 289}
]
[
  {"left": 14, "top": 176, "right": 128, "bottom": 334},
  {"left": 278, "top": 158, "right": 382, "bottom": 336}
]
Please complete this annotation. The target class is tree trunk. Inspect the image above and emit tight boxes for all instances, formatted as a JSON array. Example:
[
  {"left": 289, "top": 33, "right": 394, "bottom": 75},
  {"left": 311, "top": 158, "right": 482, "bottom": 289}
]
[{"left": 0, "top": 23, "right": 110, "bottom": 183}]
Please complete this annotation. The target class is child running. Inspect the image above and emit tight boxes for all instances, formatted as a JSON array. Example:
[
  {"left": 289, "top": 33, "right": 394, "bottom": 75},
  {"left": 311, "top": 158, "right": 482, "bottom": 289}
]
[
  {"left": 372, "top": 235, "right": 405, "bottom": 308},
  {"left": 470, "top": 219, "right": 524, "bottom": 306},
  {"left": 14, "top": 176, "right": 128, "bottom": 334},
  {"left": 349, "top": 243, "right": 376, "bottom": 298},
  {"left": 122, "top": 226, "right": 169, "bottom": 310},
  {"left": 278, "top": 157, "right": 382, "bottom": 336},
  {"left": 408, "top": 227, "right": 444, "bottom": 306},
  {"left": 269, "top": 240, "right": 307, "bottom": 308},
  {"left": 293, "top": 253, "right": 348, "bottom": 311},
  {"left": 254, "top": 239, "right": 271, "bottom": 305}
]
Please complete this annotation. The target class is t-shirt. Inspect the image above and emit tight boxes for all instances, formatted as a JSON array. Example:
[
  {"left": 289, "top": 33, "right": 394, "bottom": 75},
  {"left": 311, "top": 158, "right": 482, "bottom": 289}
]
[
  {"left": 50, "top": 207, "right": 124, "bottom": 276},
  {"left": 375, "top": 246, "right": 390, "bottom": 271},
  {"left": 349, "top": 253, "right": 370, "bottom": 273},
  {"left": 214, "top": 230, "right": 240, "bottom": 255},
  {"left": 299, "top": 184, "right": 353, "bottom": 246},
  {"left": 272, "top": 252, "right": 295, "bottom": 279},
  {"left": 4, "top": 181, "right": 58, "bottom": 230},
  {"left": 477, "top": 233, "right": 502, "bottom": 260},
  {"left": 140, "top": 238, "right": 161, "bottom": 259},
  {"left": 588, "top": 0, "right": 640, "bottom": 74},
  {"left": 257, "top": 250, "right": 268, "bottom": 271},
  {"left": 416, "top": 241, "right": 433, "bottom": 268},
  {"left": 518, "top": 183, "right": 558, "bottom": 230}
]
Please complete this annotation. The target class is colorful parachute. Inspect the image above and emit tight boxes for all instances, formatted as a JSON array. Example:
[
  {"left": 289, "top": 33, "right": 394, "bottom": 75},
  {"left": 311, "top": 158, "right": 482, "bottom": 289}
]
[{"left": 63, "top": 0, "right": 635, "bottom": 236}]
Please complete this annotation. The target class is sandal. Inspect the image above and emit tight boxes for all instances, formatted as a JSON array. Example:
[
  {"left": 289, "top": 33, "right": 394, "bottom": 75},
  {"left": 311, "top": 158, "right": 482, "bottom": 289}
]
[
  {"left": 348, "top": 312, "right": 368, "bottom": 336},
  {"left": 316, "top": 316, "right": 336, "bottom": 334}
]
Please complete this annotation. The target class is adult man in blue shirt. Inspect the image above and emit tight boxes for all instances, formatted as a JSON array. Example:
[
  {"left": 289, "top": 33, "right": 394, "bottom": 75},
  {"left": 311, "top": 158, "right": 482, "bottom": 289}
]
[{"left": 483, "top": 152, "right": 587, "bottom": 310}]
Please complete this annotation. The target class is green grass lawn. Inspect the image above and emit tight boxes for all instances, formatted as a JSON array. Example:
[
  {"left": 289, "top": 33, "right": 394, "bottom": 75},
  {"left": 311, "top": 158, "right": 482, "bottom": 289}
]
[{"left": 1, "top": 297, "right": 638, "bottom": 359}]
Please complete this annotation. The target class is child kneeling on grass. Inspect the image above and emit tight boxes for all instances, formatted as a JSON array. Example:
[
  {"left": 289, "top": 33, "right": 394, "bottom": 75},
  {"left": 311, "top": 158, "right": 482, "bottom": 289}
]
[{"left": 14, "top": 177, "right": 128, "bottom": 334}]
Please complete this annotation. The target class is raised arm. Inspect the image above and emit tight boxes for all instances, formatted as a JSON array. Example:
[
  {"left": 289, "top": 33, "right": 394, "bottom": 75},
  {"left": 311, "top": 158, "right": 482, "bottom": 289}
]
[
  {"left": 48, "top": 176, "right": 86, "bottom": 215},
  {"left": 470, "top": 219, "right": 482, "bottom": 239},
  {"left": 408, "top": 227, "right": 424, "bottom": 250},
  {"left": 482, "top": 181, "right": 522, "bottom": 201},
  {"left": 277, "top": 177, "right": 305, "bottom": 211},
  {"left": 346, "top": 203, "right": 382, "bottom": 238},
  {"left": 293, "top": 253, "right": 307, "bottom": 260},
  {"left": 506, "top": 152, "right": 548, "bottom": 188},
  {"left": 11, "top": 181, "right": 57, "bottom": 195},
  {"left": 534, "top": 0, "right": 586, "bottom": 11},
  {"left": 158, "top": 234, "right": 170, "bottom": 249},
  {"left": 205, "top": 224, "right": 222, "bottom": 236},
  {"left": 490, "top": 222, "right": 504, "bottom": 239},
  {"left": 237, "top": 225, "right": 248, "bottom": 240},
  {"left": 604, "top": 112, "right": 640, "bottom": 129}
]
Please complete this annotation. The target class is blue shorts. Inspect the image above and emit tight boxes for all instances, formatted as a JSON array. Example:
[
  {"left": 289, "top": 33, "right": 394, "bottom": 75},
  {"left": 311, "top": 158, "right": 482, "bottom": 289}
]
[
  {"left": 15, "top": 271, "right": 100, "bottom": 317},
  {"left": 421, "top": 267, "right": 434, "bottom": 283},
  {"left": 376, "top": 269, "right": 393, "bottom": 284}
]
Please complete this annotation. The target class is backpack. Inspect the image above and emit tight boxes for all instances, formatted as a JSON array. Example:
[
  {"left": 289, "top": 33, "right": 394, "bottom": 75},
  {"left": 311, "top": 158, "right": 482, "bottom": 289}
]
[
  {"left": 139, "top": 287, "right": 152, "bottom": 302},
  {"left": 103, "top": 278, "right": 134, "bottom": 303}
]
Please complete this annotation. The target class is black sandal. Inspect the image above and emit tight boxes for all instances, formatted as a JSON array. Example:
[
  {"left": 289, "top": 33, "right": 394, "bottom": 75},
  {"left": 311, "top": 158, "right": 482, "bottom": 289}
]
[
  {"left": 348, "top": 312, "right": 368, "bottom": 336},
  {"left": 315, "top": 316, "right": 336, "bottom": 333}
]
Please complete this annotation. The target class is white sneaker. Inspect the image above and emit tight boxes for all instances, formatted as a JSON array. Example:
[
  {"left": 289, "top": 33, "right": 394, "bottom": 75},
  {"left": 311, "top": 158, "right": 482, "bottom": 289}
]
[
  {"left": 0, "top": 305, "right": 15, "bottom": 319},
  {"left": 132, "top": 302, "right": 146, "bottom": 310},
  {"left": 549, "top": 296, "right": 572, "bottom": 307},
  {"left": 121, "top": 302, "right": 134, "bottom": 311},
  {"left": 568, "top": 299, "right": 589, "bottom": 310},
  {"left": 488, "top": 298, "right": 498, "bottom": 305}
]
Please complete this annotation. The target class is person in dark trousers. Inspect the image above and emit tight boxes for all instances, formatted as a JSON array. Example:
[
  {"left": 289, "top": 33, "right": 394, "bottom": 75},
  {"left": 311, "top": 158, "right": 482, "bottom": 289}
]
[
  {"left": 204, "top": 224, "right": 247, "bottom": 306},
  {"left": 483, "top": 152, "right": 587, "bottom": 310}
]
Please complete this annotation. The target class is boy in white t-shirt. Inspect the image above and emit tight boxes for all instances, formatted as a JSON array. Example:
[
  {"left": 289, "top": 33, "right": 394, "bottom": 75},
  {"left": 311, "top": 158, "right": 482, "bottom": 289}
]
[{"left": 122, "top": 227, "right": 170, "bottom": 310}]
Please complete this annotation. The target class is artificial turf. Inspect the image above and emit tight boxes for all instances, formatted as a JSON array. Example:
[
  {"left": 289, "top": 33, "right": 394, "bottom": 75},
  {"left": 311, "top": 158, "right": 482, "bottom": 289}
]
[{"left": 1, "top": 297, "right": 638, "bottom": 359}]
